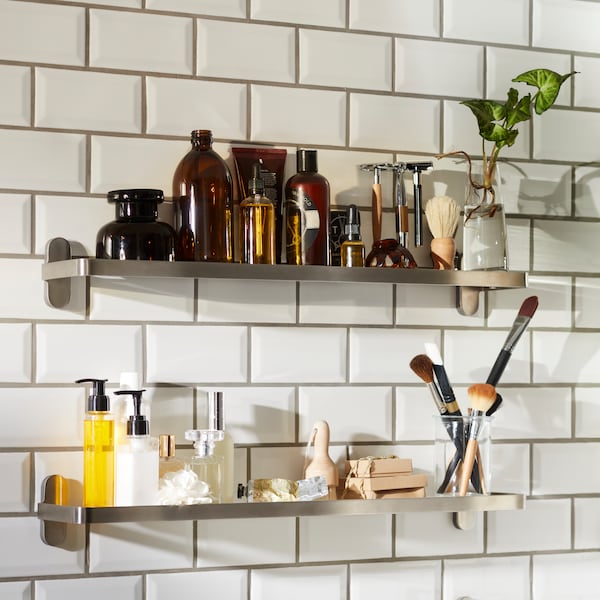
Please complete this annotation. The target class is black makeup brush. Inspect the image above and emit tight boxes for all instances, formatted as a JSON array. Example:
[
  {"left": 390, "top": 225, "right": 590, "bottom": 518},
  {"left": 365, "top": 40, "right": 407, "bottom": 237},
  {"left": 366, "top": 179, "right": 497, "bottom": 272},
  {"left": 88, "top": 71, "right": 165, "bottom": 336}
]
[{"left": 424, "top": 342, "right": 461, "bottom": 416}]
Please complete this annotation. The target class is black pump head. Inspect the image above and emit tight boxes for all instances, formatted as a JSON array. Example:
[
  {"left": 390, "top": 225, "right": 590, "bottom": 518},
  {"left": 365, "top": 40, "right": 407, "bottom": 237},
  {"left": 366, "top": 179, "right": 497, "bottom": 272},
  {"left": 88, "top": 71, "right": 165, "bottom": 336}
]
[
  {"left": 76, "top": 378, "right": 110, "bottom": 412},
  {"left": 114, "top": 389, "right": 149, "bottom": 436}
]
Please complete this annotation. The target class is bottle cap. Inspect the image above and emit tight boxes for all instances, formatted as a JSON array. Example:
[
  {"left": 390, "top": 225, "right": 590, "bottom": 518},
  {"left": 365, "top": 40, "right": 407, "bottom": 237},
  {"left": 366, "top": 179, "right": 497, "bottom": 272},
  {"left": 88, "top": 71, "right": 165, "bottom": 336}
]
[
  {"left": 185, "top": 429, "right": 224, "bottom": 458},
  {"left": 114, "top": 389, "right": 149, "bottom": 436},
  {"left": 297, "top": 149, "right": 318, "bottom": 173},
  {"left": 248, "top": 162, "right": 265, "bottom": 195},
  {"left": 344, "top": 204, "right": 362, "bottom": 241},
  {"left": 76, "top": 378, "right": 110, "bottom": 412},
  {"left": 159, "top": 434, "right": 176, "bottom": 459},
  {"left": 208, "top": 391, "right": 224, "bottom": 431}
]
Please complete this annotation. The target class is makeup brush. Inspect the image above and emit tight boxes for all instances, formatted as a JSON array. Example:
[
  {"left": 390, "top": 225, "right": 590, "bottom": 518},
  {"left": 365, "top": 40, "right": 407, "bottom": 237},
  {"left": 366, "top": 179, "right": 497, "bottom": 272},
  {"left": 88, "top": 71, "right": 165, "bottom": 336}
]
[
  {"left": 424, "top": 342, "right": 461, "bottom": 415},
  {"left": 458, "top": 383, "right": 497, "bottom": 496},
  {"left": 409, "top": 354, "right": 446, "bottom": 415},
  {"left": 425, "top": 195, "right": 460, "bottom": 270}
]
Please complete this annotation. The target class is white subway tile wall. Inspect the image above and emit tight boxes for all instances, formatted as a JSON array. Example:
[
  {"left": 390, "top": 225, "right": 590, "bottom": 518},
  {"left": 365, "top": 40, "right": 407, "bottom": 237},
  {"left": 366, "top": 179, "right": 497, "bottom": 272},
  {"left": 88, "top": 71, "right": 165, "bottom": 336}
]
[{"left": 0, "top": 0, "right": 597, "bottom": 597}]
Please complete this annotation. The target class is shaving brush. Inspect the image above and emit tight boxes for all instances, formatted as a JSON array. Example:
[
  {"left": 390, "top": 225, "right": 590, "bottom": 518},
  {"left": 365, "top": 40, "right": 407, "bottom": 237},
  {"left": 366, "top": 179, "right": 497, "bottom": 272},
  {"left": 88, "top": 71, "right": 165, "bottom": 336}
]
[{"left": 425, "top": 195, "right": 460, "bottom": 269}]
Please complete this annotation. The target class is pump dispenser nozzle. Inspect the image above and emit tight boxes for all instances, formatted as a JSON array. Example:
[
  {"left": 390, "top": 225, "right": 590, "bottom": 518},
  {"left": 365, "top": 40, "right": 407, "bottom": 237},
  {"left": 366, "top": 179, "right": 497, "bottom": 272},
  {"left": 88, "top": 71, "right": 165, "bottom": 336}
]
[
  {"left": 114, "top": 389, "right": 149, "bottom": 436},
  {"left": 76, "top": 378, "right": 110, "bottom": 412}
]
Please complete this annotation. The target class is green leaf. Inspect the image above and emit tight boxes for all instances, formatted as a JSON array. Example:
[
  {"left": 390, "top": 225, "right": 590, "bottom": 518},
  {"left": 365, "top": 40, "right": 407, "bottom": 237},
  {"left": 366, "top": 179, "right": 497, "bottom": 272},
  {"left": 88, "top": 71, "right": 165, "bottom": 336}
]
[
  {"left": 460, "top": 99, "right": 506, "bottom": 140},
  {"left": 505, "top": 94, "right": 531, "bottom": 129},
  {"left": 512, "top": 69, "right": 576, "bottom": 114}
]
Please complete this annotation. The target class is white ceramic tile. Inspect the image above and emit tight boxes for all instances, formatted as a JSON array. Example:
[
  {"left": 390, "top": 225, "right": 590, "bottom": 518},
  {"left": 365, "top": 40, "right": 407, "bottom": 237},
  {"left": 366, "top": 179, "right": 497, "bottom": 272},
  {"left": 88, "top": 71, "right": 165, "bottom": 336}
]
[
  {"left": 196, "top": 386, "right": 295, "bottom": 444},
  {"left": 574, "top": 56, "right": 600, "bottom": 108},
  {"left": 252, "top": 0, "right": 344, "bottom": 26},
  {"left": 351, "top": 561, "right": 440, "bottom": 600},
  {"left": 35, "top": 195, "right": 113, "bottom": 257},
  {"left": 36, "top": 576, "right": 142, "bottom": 600},
  {"left": 444, "top": 556, "right": 530, "bottom": 600},
  {"left": 299, "top": 282, "right": 393, "bottom": 325},
  {"left": 444, "top": 0, "right": 528, "bottom": 45},
  {"left": 0, "top": 387, "right": 82, "bottom": 447},
  {"left": 299, "top": 386, "right": 392, "bottom": 442},
  {"left": 90, "top": 135, "right": 187, "bottom": 194},
  {"left": 90, "top": 277, "right": 194, "bottom": 321},
  {"left": 197, "top": 20, "right": 294, "bottom": 83},
  {"left": 350, "top": 94, "right": 440, "bottom": 152},
  {"left": 575, "top": 498, "right": 600, "bottom": 549},
  {"left": 36, "top": 68, "right": 141, "bottom": 133},
  {"left": 487, "top": 47, "right": 571, "bottom": 104},
  {"left": 0, "top": 453, "right": 30, "bottom": 512},
  {"left": 251, "top": 565, "right": 346, "bottom": 600},
  {"left": 534, "top": 109, "right": 599, "bottom": 163},
  {"left": 300, "top": 514, "right": 392, "bottom": 562},
  {"left": 488, "top": 498, "right": 571, "bottom": 553},
  {"left": 197, "top": 517, "right": 295, "bottom": 567},
  {"left": 575, "top": 166, "right": 600, "bottom": 218},
  {"left": 0, "top": 581, "right": 31, "bottom": 600},
  {"left": 0, "top": 323, "right": 31, "bottom": 383},
  {"left": 488, "top": 276, "right": 571, "bottom": 329},
  {"left": 89, "top": 521, "right": 193, "bottom": 572},
  {"left": 250, "top": 446, "right": 306, "bottom": 481},
  {"left": 197, "top": 279, "right": 296, "bottom": 323},
  {"left": 34, "top": 451, "right": 83, "bottom": 505},
  {"left": 0, "top": 130, "right": 85, "bottom": 193},
  {"left": 349, "top": 328, "right": 440, "bottom": 383},
  {"left": 0, "top": 65, "right": 30, "bottom": 126},
  {"left": 61, "top": 0, "right": 140, "bottom": 5},
  {"left": 147, "top": 570, "right": 247, "bottom": 600},
  {"left": 575, "top": 387, "right": 600, "bottom": 438},
  {"left": 148, "top": 0, "right": 245, "bottom": 17},
  {"left": 443, "top": 100, "right": 530, "bottom": 160},
  {"left": 533, "top": 331, "right": 600, "bottom": 384},
  {"left": 395, "top": 510, "right": 483, "bottom": 556},
  {"left": 506, "top": 217, "right": 530, "bottom": 272},
  {"left": 492, "top": 443, "right": 529, "bottom": 494},
  {"left": 444, "top": 329, "right": 530, "bottom": 384},
  {"left": 0, "top": 1, "right": 84, "bottom": 65},
  {"left": 147, "top": 78, "right": 246, "bottom": 139},
  {"left": 251, "top": 85, "right": 346, "bottom": 147},
  {"left": 300, "top": 29, "right": 391, "bottom": 91},
  {"left": 0, "top": 193, "right": 30, "bottom": 253},
  {"left": 533, "top": 552, "right": 600, "bottom": 600},
  {"left": 533, "top": 442, "right": 600, "bottom": 494},
  {"left": 396, "top": 387, "right": 441, "bottom": 441},
  {"left": 533, "top": 0, "right": 600, "bottom": 53},
  {"left": 575, "top": 278, "right": 600, "bottom": 328},
  {"left": 146, "top": 325, "right": 248, "bottom": 383},
  {"left": 251, "top": 327, "right": 346, "bottom": 383},
  {"left": 396, "top": 285, "right": 485, "bottom": 326},
  {"left": 0, "top": 258, "right": 83, "bottom": 320},
  {"left": 143, "top": 387, "right": 194, "bottom": 446},
  {"left": 395, "top": 39, "right": 483, "bottom": 97},
  {"left": 89, "top": 10, "right": 192, "bottom": 74},
  {"left": 349, "top": 0, "right": 439, "bottom": 36},
  {"left": 36, "top": 324, "right": 142, "bottom": 383},
  {"left": 0, "top": 516, "right": 83, "bottom": 577}
]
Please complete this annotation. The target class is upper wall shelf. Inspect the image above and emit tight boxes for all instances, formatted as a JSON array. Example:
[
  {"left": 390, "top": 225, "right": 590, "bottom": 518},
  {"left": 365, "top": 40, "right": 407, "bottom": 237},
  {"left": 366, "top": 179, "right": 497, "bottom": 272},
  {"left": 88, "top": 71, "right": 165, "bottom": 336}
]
[{"left": 42, "top": 238, "right": 527, "bottom": 314}]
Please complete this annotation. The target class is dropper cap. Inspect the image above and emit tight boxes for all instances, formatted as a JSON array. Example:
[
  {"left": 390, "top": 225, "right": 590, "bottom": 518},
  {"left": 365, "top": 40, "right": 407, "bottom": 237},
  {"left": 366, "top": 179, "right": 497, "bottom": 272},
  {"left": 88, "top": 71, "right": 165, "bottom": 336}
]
[
  {"left": 159, "top": 434, "right": 176, "bottom": 459},
  {"left": 344, "top": 204, "right": 362, "bottom": 241},
  {"left": 76, "top": 378, "right": 110, "bottom": 412},
  {"left": 248, "top": 162, "right": 265, "bottom": 195},
  {"left": 114, "top": 389, "right": 149, "bottom": 436}
]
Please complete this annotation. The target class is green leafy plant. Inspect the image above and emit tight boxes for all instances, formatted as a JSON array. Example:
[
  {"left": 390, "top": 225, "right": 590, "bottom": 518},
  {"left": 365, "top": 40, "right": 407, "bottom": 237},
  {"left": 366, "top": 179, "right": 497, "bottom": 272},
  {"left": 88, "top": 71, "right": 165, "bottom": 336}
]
[{"left": 438, "top": 68, "right": 577, "bottom": 206}]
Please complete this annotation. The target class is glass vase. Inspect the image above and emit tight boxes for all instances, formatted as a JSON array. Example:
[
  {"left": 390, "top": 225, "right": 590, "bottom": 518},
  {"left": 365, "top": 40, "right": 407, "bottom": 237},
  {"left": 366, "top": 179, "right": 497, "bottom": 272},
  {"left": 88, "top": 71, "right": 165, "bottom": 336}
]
[{"left": 461, "top": 162, "right": 508, "bottom": 271}]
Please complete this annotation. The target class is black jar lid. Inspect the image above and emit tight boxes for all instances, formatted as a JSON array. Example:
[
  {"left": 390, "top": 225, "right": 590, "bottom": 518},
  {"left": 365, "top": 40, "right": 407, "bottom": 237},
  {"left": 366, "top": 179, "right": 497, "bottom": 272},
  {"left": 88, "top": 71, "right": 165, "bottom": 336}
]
[{"left": 107, "top": 189, "right": 164, "bottom": 204}]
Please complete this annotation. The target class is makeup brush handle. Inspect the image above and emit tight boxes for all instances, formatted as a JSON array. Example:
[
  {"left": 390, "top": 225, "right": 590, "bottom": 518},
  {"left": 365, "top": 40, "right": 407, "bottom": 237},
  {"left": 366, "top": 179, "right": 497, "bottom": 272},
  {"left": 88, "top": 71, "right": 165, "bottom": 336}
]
[
  {"left": 437, "top": 440, "right": 482, "bottom": 494},
  {"left": 459, "top": 439, "right": 478, "bottom": 496},
  {"left": 372, "top": 183, "right": 382, "bottom": 242},
  {"left": 487, "top": 392, "right": 503, "bottom": 416},
  {"left": 414, "top": 183, "right": 423, "bottom": 247},
  {"left": 487, "top": 350, "right": 511, "bottom": 386}
]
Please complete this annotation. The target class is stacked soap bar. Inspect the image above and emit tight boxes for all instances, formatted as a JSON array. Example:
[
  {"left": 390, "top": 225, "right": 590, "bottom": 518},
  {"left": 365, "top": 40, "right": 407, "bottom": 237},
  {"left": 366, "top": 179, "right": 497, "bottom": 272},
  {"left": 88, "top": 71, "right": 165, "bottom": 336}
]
[{"left": 341, "top": 456, "right": 427, "bottom": 499}]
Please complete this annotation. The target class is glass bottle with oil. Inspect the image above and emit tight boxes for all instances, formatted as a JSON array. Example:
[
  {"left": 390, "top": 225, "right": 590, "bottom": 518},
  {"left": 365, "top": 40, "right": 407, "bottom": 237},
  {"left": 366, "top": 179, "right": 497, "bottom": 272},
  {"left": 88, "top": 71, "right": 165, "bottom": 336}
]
[
  {"left": 77, "top": 378, "right": 115, "bottom": 507},
  {"left": 240, "top": 162, "right": 276, "bottom": 264},
  {"left": 341, "top": 204, "right": 365, "bottom": 267}
]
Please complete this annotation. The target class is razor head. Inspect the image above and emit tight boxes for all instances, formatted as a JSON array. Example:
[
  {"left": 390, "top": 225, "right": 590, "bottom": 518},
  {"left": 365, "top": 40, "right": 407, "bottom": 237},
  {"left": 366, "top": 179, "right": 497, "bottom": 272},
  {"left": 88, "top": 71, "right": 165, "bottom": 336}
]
[{"left": 406, "top": 161, "right": 433, "bottom": 173}]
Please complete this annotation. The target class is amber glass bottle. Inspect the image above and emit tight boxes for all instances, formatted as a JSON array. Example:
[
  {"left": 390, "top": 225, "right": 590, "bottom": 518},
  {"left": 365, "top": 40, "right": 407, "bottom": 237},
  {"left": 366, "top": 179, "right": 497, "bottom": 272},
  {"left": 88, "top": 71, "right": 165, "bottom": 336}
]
[
  {"left": 172, "top": 130, "right": 233, "bottom": 262},
  {"left": 285, "top": 149, "right": 330, "bottom": 265},
  {"left": 341, "top": 204, "right": 365, "bottom": 267}
]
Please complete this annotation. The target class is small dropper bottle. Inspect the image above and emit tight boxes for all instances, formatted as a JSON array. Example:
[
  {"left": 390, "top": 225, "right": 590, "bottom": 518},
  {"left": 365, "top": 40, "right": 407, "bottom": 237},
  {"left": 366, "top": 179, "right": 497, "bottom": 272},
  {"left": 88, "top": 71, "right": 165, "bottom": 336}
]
[
  {"left": 341, "top": 204, "right": 365, "bottom": 267},
  {"left": 159, "top": 434, "right": 185, "bottom": 478},
  {"left": 185, "top": 429, "right": 224, "bottom": 503}
]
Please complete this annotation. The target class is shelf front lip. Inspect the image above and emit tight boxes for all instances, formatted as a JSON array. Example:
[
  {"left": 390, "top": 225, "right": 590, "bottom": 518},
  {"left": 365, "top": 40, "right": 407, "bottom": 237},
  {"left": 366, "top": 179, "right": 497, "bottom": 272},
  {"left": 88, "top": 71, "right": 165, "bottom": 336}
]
[
  {"left": 37, "top": 493, "right": 524, "bottom": 525},
  {"left": 42, "top": 258, "right": 526, "bottom": 289}
]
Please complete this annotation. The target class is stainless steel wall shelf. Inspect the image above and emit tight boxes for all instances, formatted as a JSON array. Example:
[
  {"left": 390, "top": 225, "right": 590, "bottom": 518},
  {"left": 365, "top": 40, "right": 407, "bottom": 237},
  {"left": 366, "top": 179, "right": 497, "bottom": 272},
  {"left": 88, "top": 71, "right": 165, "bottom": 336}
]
[{"left": 42, "top": 238, "right": 527, "bottom": 314}]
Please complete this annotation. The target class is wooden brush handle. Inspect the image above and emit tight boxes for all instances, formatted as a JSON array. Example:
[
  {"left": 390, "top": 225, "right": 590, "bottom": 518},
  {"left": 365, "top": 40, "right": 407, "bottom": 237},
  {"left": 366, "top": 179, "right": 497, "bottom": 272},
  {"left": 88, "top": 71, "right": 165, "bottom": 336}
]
[
  {"left": 430, "top": 238, "right": 456, "bottom": 270},
  {"left": 459, "top": 439, "right": 478, "bottom": 496},
  {"left": 372, "top": 183, "right": 382, "bottom": 242}
]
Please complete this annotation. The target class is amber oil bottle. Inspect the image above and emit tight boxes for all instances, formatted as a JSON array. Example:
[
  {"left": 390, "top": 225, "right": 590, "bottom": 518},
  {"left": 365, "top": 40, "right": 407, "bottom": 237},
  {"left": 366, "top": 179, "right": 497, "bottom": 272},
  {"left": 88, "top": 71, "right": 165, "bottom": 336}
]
[{"left": 341, "top": 204, "right": 365, "bottom": 267}]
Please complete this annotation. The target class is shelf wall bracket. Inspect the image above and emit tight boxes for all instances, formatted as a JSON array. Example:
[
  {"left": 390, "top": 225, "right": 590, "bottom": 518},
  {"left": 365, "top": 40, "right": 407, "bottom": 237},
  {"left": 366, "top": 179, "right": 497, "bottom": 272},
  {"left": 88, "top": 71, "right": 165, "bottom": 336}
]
[
  {"left": 456, "top": 286, "right": 481, "bottom": 316},
  {"left": 44, "top": 237, "right": 73, "bottom": 309}
]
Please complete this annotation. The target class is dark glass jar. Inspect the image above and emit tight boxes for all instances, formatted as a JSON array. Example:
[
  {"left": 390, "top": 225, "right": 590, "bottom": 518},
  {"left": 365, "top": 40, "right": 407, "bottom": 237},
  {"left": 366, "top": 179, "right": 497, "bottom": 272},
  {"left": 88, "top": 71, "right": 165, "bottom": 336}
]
[
  {"left": 172, "top": 130, "right": 233, "bottom": 262},
  {"left": 96, "top": 189, "right": 176, "bottom": 261}
]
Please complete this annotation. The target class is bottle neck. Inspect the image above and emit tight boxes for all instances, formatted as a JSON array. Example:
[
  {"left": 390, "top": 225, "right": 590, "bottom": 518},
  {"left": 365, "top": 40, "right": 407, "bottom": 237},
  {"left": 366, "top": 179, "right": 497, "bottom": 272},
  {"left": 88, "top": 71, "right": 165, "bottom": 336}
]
[{"left": 191, "top": 130, "right": 213, "bottom": 150}]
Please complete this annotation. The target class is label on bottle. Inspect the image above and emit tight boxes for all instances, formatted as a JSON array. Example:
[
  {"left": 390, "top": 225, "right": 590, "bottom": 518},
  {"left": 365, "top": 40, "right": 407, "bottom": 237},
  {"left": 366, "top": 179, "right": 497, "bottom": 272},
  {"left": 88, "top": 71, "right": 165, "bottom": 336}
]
[{"left": 285, "top": 189, "right": 320, "bottom": 260}]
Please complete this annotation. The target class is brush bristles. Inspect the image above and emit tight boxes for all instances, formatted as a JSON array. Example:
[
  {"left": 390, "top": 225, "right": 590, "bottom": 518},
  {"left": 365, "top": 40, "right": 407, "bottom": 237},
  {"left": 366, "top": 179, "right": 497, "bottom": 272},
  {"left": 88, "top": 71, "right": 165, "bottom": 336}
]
[
  {"left": 425, "top": 196, "right": 460, "bottom": 239},
  {"left": 467, "top": 383, "right": 496, "bottom": 413},
  {"left": 410, "top": 354, "right": 435, "bottom": 384},
  {"left": 518, "top": 295, "right": 539, "bottom": 318}
]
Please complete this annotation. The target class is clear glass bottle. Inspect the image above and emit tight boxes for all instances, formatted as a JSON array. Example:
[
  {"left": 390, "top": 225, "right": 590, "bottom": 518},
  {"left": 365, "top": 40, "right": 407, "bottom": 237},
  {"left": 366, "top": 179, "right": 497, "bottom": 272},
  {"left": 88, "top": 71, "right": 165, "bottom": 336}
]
[
  {"left": 185, "top": 429, "right": 224, "bottom": 503},
  {"left": 241, "top": 162, "right": 276, "bottom": 264},
  {"left": 341, "top": 204, "right": 365, "bottom": 267},
  {"left": 95, "top": 189, "right": 176, "bottom": 261},
  {"left": 285, "top": 149, "right": 330, "bottom": 265},
  {"left": 158, "top": 434, "right": 185, "bottom": 478},
  {"left": 77, "top": 378, "right": 115, "bottom": 507},
  {"left": 208, "top": 392, "right": 235, "bottom": 503},
  {"left": 172, "top": 130, "right": 233, "bottom": 262}
]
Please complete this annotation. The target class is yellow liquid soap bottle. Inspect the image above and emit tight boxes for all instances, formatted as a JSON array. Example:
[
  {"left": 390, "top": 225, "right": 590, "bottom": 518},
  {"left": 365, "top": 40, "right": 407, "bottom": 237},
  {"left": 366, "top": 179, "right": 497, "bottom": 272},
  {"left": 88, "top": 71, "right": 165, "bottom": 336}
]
[
  {"left": 185, "top": 429, "right": 224, "bottom": 503},
  {"left": 77, "top": 378, "right": 115, "bottom": 507}
]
